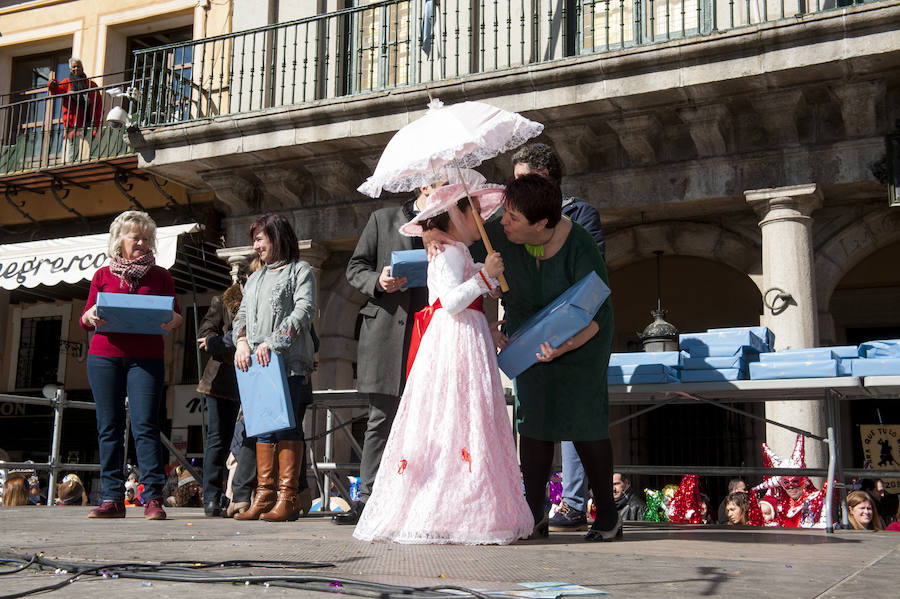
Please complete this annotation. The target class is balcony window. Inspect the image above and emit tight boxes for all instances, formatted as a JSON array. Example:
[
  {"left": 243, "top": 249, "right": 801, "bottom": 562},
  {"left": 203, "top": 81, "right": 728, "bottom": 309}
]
[
  {"left": 128, "top": 27, "right": 194, "bottom": 125},
  {"left": 350, "top": 0, "right": 412, "bottom": 92}
]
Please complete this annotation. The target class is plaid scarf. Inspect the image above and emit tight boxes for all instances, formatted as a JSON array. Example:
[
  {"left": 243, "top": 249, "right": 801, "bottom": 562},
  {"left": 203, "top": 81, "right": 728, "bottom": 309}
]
[{"left": 109, "top": 252, "right": 155, "bottom": 292}]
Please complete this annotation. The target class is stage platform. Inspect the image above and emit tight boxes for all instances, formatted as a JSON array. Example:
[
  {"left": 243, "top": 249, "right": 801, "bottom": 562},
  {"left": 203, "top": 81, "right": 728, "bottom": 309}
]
[{"left": 0, "top": 507, "right": 897, "bottom": 598}]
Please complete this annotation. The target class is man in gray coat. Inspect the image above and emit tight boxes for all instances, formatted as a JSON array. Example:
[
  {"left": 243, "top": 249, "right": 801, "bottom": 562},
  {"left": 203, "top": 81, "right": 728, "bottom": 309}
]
[{"left": 335, "top": 183, "right": 441, "bottom": 524}]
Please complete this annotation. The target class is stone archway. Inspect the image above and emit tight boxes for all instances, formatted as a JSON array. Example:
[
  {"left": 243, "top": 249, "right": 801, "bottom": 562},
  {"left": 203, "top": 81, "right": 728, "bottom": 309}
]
[
  {"left": 606, "top": 221, "right": 762, "bottom": 287},
  {"left": 814, "top": 209, "right": 900, "bottom": 345}
]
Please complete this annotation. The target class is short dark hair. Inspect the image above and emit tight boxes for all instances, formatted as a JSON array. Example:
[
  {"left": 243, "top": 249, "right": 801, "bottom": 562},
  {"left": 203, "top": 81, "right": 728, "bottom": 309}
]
[
  {"left": 503, "top": 173, "right": 562, "bottom": 228},
  {"left": 725, "top": 491, "right": 750, "bottom": 523},
  {"left": 511, "top": 143, "right": 563, "bottom": 183},
  {"left": 727, "top": 478, "right": 746, "bottom": 492},
  {"left": 421, "top": 197, "right": 470, "bottom": 233},
  {"left": 248, "top": 213, "right": 300, "bottom": 263}
]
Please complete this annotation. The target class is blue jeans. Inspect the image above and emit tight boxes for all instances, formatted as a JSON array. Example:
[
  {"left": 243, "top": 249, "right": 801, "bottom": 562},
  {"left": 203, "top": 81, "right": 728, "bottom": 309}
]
[
  {"left": 87, "top": 355, "right": 166, "bottom": 502},
  {"left": 257, "top": 375, "right": 311, "bottom": 443},
  {"left": 202, "top": 395, "right": 240, "bottom": 504},
  {"left": 561, "top": 441, "right": 589, "bottom": 511}
]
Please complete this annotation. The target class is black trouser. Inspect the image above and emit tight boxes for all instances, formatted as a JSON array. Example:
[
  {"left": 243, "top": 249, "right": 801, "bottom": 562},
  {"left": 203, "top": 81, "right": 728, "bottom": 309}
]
[
  {"left": 358, "top": 393, "right": 401, "bottom": 503},
  {"left": 202, "top": 395, "right": 240, "bottom": 505},
  {"left": 520, "top": 436, "right": 617, "bottom": 530}
]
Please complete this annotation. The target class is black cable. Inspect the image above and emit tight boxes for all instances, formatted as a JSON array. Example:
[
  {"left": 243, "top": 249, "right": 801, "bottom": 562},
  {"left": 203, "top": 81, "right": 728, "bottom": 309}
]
[
  {"left": 0, "top": 552, "right": 499, "bottom": 599},
  {"left": 0, "top": 555, "right": 36, "bottom": 575}
]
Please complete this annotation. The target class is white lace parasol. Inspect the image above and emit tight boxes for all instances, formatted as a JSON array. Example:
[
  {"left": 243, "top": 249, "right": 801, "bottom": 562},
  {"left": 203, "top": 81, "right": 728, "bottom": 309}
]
[{"left": 357, "top": 98, "right": 544, "bottom": 198}]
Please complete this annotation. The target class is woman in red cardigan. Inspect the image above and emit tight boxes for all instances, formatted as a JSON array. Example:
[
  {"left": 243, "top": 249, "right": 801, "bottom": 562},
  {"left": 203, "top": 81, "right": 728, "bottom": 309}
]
[{"left": 81, "top": 210, "right": 183, "bottom": 520}]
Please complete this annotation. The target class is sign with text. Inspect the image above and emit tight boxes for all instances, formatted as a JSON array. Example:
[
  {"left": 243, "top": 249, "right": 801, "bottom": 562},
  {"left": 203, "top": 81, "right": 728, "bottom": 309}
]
[
  {"left": 859, "top": 424, "right": 900, "bottom": 494},
  {"left": 172, "top": 384, "right": 205, "bottom": 429}
]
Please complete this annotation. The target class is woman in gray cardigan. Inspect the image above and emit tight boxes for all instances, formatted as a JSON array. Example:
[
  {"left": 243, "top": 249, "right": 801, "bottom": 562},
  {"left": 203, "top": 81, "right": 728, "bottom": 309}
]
[{"left": 233, "top": 213, "right": 317, "bottom": 522}]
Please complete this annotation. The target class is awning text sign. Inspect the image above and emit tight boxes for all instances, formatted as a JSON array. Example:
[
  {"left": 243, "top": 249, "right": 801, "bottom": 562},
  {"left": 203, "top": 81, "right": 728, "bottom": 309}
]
[{"left": 0, "top": 223, "right": 198, "bottom": 290}]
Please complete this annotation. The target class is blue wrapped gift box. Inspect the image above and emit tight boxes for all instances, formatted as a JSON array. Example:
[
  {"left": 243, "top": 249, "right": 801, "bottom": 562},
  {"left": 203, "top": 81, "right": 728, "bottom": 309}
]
[
  {"left": 609, "top": 371, "right": 680, "bottom": 385},
  {"left": 749, "top": 359, "right": 847, "bottom": 380},
  {"left": 608, "top": 364, "right": 677, "bottom": 377},
  {"left": 681, "top": 343, "right": 762, "bottom": 359},
  {"left": 851, "top": 358, "right": 900, "bottom": 376},
  {"left": 760, "top": 349, "right": 838, "bottom": 363},
  {"left": 680, "top": 354, "right": 754, "bottom": 370},
  {"left": 609, "top": 351, "right": 684, "bottom": 367},
  {"left": 390, "top": 250, "right": 428, "bottom": 288},
  {"left": 680, "top": 330, "right": 767, "bottom": 356},
  {"left": 708, "top": 326, "right": 774, "bottom": 349},
  {"left": 95, "top": 292, "right": 173, "bottom": 335},
  {"left": 235, "top": 351, "right": 295, "bottom": 437},
  {"left": 498, "top": 271, "right": 610, "bottom": 379},
  {"left": 680, "top": 368, "right": 746, "bottom": 382},
  {"left": 858, "top": 340, "right": 900, "bottom": 359}
]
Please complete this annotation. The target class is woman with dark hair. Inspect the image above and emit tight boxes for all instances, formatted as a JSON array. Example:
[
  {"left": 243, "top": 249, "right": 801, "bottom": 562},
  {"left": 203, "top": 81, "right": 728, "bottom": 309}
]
[
  {"left": 81, "top": 210, "right": 183, "bottom": 520},
  {"left": 725, "top": 491, "right": 750, "bottom": 525},
  {"left": 233, "top": 214, "right": 317, "bottom": 522}
]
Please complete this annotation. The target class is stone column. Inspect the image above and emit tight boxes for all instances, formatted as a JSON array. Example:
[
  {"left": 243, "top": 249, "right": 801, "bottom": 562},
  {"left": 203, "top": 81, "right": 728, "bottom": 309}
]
[{"left": 745, "top": 184, "right": 825, "bottom": 470}]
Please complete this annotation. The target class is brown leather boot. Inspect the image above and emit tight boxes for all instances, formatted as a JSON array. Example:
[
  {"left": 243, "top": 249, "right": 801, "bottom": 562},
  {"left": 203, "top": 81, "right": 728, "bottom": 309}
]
[
  {"left": 261, "top": 440, "right": 302, "bottom": 522},
  {"left": 234, "top": 443, "right": 276, "bottom": 520}
]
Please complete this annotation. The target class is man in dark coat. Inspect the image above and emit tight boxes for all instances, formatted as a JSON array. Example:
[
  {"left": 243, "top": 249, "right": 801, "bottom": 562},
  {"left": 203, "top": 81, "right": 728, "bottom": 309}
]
[
  {"left": 613, "top": 472, "right": 646, "bottom": 521},
  {"left": 335, "top": 183, "right": 442, "bottom": 524}
]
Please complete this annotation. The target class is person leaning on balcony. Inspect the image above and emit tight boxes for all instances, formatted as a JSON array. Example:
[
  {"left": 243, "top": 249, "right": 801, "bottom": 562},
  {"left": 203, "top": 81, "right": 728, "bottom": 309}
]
[
  {"left": 81, "top": 210, "right": 184, "bottom": 520},
  {"left": 47, "top": 57, "right": 103, "bottom": 163},
  {"left": 335, "top": 178, "right": 445, "bottom": 525},
  {"left": 233, "top": 213, "right": 317, "bottom": 522}
]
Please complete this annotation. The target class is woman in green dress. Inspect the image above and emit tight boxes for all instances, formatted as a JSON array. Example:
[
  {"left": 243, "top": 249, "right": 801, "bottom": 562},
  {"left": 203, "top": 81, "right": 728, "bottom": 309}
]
[{"left": 488, "top": 174, "right": 618, "bottom": 541}]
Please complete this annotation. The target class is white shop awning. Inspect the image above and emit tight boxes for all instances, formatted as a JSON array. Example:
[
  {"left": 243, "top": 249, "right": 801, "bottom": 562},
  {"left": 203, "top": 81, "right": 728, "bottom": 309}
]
[{"left": 0, "top": 223, "right": 199, "bottom": 291}]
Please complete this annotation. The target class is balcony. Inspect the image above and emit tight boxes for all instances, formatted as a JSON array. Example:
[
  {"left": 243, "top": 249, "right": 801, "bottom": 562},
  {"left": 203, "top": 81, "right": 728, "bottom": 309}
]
[
  {"left": 0, "top": 79, "right": 137, "bottom": 191},
  {"left": 129, "top": 0, "right": 884, "bottom": 127},
  {"left": 123, "top": 0, "right": 898, "bottom": 239}
]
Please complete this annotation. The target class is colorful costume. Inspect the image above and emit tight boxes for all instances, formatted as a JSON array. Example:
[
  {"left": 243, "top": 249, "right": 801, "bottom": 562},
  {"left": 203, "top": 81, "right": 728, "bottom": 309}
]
[
  {"left": 753, "top": 434, "right": 830, "bottom": 528},
  {"left": 353, "top": 240, "right": 533, "bottom": 544}
]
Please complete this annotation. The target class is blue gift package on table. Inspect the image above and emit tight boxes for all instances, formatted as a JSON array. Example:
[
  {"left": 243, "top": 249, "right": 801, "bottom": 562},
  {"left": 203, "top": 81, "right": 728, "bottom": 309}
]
[
  {"left": 498, "top": 271, "right": 610, "bottom": 379},
  {"left": 390, "top": 250, "right": 428, "bottom": 288},
  {"left": 609, "top": 351, "right": 684, "bottom": 367},
  {"left": 235, "top": 351, "right": 295, "bottom": 437},
  {"left": 95, "top": 292, "right": 173, "bottom": 335},
  {"left": 749, "top": 359, "right": 847, "bottom": 380},
  {"left": 858, "top": 340, "right": 900, "bottom": 359},
  {"left": 680, "top": 330, "right": 768, "bottom": 356},
  {"left": 680, "top": 368, "right": 746, "bottom": 382},
  {"left": 760, "top": 349, "right": 838, "bottom": 363},
  {"left": 851, "top": 358, "right": 900, "bottom": 376}
]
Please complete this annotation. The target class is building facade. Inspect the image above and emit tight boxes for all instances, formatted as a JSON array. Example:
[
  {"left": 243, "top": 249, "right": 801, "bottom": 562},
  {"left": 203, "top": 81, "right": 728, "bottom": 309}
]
[{"left": 2, "top": 0, "right": 898, "bottom": 496}]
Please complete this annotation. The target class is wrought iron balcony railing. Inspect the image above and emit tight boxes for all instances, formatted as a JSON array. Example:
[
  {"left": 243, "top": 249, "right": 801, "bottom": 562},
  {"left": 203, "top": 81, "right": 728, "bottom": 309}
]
[
  {"left": 0, "top": 79, "right": 134, "bottom": 178},
  {"left": 128, "top": 0, "right": 871, "bottom": 128}
]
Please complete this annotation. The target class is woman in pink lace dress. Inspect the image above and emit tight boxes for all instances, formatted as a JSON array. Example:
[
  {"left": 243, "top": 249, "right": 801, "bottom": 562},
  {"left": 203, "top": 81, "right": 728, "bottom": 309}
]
[{"left": 353, "top": 171, "right": 533, "bottom": 545}]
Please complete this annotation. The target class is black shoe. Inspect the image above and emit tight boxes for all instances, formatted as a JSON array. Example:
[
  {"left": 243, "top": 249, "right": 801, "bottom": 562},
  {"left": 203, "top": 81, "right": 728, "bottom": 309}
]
[
  {"left": 332, "top": 502, "right": 363, "bottom": 525},
  {"left": 524, "top": 516, "right": 549, "bottom": 541},
  {"left": 584, "top": 513, "right": 623, "bottom": 542},
  {"left": 204, "top": 500, "right": 221, "bottom": 517}
]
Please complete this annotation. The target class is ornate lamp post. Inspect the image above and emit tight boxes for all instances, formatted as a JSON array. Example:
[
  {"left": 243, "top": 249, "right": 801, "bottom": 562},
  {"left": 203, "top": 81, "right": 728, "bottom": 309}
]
[{"left": 638, "top": 250, "right": 679, "bottom": 352}]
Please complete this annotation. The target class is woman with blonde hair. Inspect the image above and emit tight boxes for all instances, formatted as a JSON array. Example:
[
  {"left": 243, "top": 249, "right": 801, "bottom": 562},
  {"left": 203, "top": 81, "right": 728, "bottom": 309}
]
[
  {"left": 847, "top": 490, "right": 883, "bottom": 531},
  {"left": 81, "top": 210, "right": 183, "bottom": 520}
]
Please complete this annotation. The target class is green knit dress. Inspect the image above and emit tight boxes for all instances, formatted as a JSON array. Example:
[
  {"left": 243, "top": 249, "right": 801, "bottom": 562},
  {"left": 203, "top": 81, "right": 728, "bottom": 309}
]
[{"left": 477, "top": 219, "right": 614, "bottom": 441}]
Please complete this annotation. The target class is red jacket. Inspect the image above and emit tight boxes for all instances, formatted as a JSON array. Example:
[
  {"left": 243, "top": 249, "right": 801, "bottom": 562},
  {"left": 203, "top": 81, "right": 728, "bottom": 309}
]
[{"left": 48, "top": 77, "right": 103, "bottom": 131}]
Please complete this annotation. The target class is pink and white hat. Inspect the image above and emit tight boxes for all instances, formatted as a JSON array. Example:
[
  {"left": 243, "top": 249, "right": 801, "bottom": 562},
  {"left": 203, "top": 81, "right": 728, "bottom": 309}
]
[{"left": 399, "top": 169, "right": 504, "bottom": 237}]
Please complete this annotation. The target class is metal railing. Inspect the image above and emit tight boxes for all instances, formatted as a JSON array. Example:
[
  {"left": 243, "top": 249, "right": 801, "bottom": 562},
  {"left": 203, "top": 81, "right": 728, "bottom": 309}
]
[
  {"left": 0, "top": 388, "right": 199, "bottom": 506},
  {"left": 0, "top": 80, "right": 134, "bottom": 177},
  {"left": 129, "top": 0, "right": 876, "bottom": 127}
]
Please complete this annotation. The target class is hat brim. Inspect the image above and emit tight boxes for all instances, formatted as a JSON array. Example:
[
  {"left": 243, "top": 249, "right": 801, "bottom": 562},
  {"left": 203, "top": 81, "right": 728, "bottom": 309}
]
[{"left": 399, "top": 184, "right": 504, "bottom": 237}]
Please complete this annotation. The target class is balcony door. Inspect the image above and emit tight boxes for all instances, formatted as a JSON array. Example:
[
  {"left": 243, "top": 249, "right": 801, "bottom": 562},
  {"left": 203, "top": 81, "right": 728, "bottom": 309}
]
[
  {"left": 2, "top": 52, "right": 71, "bottom": 172},
  {"left": 348, "top": 0, "right": 414, "bottom": 93}
]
